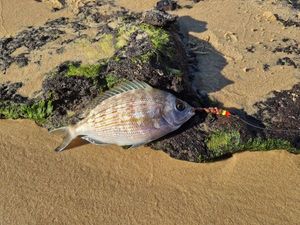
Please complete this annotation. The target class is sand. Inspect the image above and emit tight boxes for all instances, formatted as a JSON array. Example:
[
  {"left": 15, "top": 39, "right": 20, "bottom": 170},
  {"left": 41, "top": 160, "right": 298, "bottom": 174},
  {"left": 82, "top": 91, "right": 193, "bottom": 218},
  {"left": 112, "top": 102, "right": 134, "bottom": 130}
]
[
  {"left": 0, "top": 0, "right": 300, "bottom": 224},
  {"left": 0, "top": 0, "right": 73, "bottom": 37},
  {"left": 0, "top": 119, "right": 299, "bottom": 225}
]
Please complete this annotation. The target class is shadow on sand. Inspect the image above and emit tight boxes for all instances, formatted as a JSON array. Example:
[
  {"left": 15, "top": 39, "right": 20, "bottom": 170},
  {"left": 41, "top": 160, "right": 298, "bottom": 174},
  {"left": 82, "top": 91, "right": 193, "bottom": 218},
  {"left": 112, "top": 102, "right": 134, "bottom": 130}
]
[{"left": 177, "top": 16, "right": 233, "bottom": 95}]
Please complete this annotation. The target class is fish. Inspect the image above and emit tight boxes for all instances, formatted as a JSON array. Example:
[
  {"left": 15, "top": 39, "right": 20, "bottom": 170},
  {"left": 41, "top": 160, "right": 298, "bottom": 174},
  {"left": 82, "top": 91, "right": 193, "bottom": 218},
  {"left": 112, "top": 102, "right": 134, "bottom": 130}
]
[{"left": 51, "top": 80, "right": 195, "bottom": 152}]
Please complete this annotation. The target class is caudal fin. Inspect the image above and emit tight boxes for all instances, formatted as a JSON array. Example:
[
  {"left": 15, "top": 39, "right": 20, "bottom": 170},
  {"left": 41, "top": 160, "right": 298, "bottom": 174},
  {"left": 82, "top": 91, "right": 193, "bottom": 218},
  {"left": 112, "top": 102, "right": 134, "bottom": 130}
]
[{"left": 50, "top": 126, "right": 76, "bottom": 152}]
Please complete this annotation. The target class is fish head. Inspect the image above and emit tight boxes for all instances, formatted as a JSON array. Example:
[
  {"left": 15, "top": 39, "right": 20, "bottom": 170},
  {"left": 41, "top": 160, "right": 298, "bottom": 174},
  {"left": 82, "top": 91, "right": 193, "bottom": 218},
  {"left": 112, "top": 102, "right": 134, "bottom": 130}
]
[{"left": 162, "top": 94, "right": 195, "bottom": 128}]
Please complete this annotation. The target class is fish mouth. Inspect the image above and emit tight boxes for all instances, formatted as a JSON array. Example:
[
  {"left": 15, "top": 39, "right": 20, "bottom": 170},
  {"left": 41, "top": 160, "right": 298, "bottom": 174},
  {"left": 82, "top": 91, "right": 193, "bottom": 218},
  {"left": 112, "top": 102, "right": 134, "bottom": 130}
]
[
  {"left": 192, "top": 107, "right": 198, "bottom": 114},
  {"left": 181, "top": 108, "right": 196, "bottom": 124}
]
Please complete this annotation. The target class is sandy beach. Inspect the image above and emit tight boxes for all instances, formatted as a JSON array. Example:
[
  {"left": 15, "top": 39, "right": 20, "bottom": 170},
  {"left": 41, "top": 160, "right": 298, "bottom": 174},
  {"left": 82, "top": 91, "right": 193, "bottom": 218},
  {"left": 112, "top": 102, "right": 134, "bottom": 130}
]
[
  {"left": 1, "top": 119, "right": 299, "bottom": 225},
  {"left": 0, "top": 0, "right": 300, "bottom": 224}
]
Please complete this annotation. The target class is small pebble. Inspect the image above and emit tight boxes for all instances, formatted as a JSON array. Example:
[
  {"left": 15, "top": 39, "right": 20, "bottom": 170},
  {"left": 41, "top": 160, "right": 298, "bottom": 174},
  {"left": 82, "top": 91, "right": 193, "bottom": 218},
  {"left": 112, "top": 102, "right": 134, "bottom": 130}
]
[
  {"left": 156, "top": 0, "right": 178, "bottom": 11},
  {"left": 262, "top": 11, "right": 277, "bottom": 22}
]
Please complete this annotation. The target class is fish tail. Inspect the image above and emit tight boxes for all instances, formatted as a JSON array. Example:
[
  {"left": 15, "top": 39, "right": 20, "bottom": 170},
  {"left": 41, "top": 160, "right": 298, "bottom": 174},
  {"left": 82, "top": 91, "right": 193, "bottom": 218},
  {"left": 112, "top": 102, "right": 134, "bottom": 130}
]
[{"left": 50, "top": 126, "right": 77, "bottom": 152}]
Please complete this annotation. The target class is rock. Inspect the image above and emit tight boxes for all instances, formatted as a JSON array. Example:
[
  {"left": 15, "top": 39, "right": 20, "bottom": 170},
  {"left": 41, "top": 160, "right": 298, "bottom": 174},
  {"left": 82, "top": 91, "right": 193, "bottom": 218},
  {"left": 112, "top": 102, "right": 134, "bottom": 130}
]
[
  {"left": 224, "top": 32, "right": 238, "bottom": 42},
  {"left": 243, "top": 67, "right": 251, "bottom": 72},
  {"left": 246, "top": 45, "right": 255, "bottom": 53},
  {"left": 262, "top": 11, "right": 278, "bottom": 22},
  {"left": 15, "top": 54, "right": 29, "bottom": 67},
  {"left": 0, "top": 82, "right": 27, "bottom": 102},
  {"left": 255, "top": 84, "right": 300, "bottom": 152},
  {"left": 155, "top": 0, "right": 178, "bottom": 11},
  {"left": 263, "top": 64, "right": 270, "bottom": 71},
  {"left": 276, "top": 57, "right": 297, "bottom": 68},
  {"left": 142, "top": 9, "right": 177, "bottom": 27},
  {"left": 107, "top": 21, "right": 118, "bottom": 30},
  {"left": 0, "top": 25, "right": 65, "bottom": 71},
  {"left": 38, "top": 0, "right": 65, "bottom": 11},
  {"left": 276, "top": 16, "right": 300, "bottom": 28}
]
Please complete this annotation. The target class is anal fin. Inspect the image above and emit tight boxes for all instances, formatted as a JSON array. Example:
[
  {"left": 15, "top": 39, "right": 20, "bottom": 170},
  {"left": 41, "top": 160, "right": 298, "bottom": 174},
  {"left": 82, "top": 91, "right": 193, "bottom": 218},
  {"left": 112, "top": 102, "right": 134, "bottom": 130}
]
[{"left": 122, "top": 143, "right": 144, "bottom": 149}]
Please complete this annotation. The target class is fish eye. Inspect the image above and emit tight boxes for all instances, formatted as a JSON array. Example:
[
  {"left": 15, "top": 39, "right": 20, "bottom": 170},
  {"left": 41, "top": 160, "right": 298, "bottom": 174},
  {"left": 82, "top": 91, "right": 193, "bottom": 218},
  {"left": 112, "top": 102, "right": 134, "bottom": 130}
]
[{"left": 175, "top": 100, "right": 186, "bottom": 111}]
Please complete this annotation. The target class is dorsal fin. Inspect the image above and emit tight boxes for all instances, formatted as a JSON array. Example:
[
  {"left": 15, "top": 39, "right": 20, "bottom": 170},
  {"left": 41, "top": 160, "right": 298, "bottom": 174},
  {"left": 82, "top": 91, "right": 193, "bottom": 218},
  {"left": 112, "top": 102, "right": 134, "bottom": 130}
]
[
  {"left": 99, "top": 80, "right": 152, "bottom": 102},
  {"left": 78, "top": 80, "right": 152, "bottom": 119}
]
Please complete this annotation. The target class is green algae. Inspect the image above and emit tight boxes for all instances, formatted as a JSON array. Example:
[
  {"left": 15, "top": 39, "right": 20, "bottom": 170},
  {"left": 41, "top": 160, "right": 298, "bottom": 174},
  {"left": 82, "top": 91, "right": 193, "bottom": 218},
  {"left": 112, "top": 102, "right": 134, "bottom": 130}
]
[
  {"left": 97, "top": 34, "right": 115, "bottom": 57},
  {"left": 66, "top": 64, "right": 101, "bottom": 78},
  {"left": 72, "top": 34, "right": 115, "bottom": 61},
  {"left": 116, "top": 22, "right": 170, "bottom": 49},
  {"left": 139, "top": 24, "right": 170, "bottom": 50},
  {"left": 139, "top": 24, "right": 172, "bottom": 63},
  {"left": 206, "top": 129, "right": 296, "bottom": 158},
  {"left": 241, "top": 138, "right": 295, "bottom": 152},
  {"left": 116, "top": 25, "right": 138, "bottom": 49},
  {"left": 0, "top": 100, "right": 53, "bottom": 125},
  {"left": 206, "top": 130, "right": 241, "bottom": 157},
  {"left": 105, "top": 74, "right": 124, "bottom": 89}
]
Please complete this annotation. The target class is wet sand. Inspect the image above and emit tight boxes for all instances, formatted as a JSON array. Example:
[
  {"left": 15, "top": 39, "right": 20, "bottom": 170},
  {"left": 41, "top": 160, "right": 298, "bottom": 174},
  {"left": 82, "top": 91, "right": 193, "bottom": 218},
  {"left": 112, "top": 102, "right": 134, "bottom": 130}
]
[
  {"left": 0, "top": 0, "right": 300, "bottom": 224},
  {"left": 0, "top": 120, "right": 299, "bottom": 225},
  {"left": 0, "top": 0, "right": 73, "bottom": 37}
]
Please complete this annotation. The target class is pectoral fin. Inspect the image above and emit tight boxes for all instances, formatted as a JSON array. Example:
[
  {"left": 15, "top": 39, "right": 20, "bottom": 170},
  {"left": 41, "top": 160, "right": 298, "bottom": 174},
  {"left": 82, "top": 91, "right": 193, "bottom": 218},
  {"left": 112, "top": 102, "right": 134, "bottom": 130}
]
[{"left": 81, "top": 136, "right": 107, "bottom": 145}]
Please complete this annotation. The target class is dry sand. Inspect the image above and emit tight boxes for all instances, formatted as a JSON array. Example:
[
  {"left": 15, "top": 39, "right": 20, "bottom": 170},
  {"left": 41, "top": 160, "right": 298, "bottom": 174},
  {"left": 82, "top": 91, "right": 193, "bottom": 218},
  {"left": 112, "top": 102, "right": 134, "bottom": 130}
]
[{"left": 0, "top": 0, "right": 300, "bottom": 224}]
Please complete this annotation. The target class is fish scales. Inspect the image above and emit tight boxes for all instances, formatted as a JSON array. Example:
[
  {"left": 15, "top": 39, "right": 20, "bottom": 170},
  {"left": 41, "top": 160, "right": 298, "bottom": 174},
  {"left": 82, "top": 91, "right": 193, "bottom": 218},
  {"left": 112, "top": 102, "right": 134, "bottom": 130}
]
[{"left": 87, "top": 89, "right": 167, "bottom": 137}]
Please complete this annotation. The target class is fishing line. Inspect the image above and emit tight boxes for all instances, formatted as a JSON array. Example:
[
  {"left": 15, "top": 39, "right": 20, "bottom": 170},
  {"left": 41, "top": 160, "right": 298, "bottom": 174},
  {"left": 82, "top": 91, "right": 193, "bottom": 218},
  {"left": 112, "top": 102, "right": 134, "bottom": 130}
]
[{"left": 195, "top": 107, "right": 300, "bottom": 134}]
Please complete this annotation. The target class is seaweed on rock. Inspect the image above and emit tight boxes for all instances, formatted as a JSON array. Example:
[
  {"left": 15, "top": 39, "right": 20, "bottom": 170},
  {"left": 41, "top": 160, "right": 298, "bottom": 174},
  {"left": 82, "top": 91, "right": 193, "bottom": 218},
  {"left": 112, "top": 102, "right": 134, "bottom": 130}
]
[{"left": 0, "top": 1, "right": 299, "bottom": 162}]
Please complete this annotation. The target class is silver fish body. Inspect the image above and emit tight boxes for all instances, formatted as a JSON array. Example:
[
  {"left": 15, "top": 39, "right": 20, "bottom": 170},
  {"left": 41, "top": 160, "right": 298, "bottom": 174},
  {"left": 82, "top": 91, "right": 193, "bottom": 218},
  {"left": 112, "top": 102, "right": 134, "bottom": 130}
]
[{"left": 51, "top": 80, "right": 195, "bottom": 151}]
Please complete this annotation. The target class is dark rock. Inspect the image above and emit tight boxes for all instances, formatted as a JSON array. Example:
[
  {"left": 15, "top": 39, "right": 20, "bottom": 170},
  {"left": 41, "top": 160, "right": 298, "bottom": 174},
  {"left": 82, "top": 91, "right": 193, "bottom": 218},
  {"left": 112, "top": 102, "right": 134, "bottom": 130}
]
[
  {"left": 15, "top": 54, "right": 29, "bottom": 67},
  {"left": 71, "top": 21, "right": 88, "bottom": 31},
  {"left": 42, "top": 72, "right": 99, "bottom": 127},
  {"left": 246, "top": 45, "right": 255, "bottom": 53},
  {"left": 155, "top": 0, "right": 178, "bottom": 11},
  {"left": 45, "top": 17, "right": 69, "bottom": 26},
  {"left": 0, "top": 25, "right": 65, "bottom": 71},
  {"left": 273, "top": 38, "right": 300, "bottom": 55},
  {"left": 149, "top": 114, "right": 207, "bottom": 162},
  {"left": 91, "top": 12, "right": 109, "bottom": 23},
  {"left": 0, "top": 54, "right": 13, "bottom": 71},
  {"left": 150, "top": 109, "right": 265, "bottom": 162},
  {"left": 143, "top": 9, "right": 177, "bottom": 27},
  {"left": 123, "top": 31, "right": 153, "bottom": 57},
  {"left": 255, "top": 84, "right": 300, "bottom": 149},
  {"left": 77, "top": 1, "right": 113, "bottom": 22},
  {"left": 281, "top": 0, "right": 300, "bottom": 10},
  {"left": 276, "top": 15, "right": 300, "bottom": 27},
  {"left": 282, "top": 38, "right": 290, "bottom": 42},
  {"left": 18, "top": 27, "right": 65, "bottom": 50},
  {"left": 276, "top": 57, "right": 298, "bottom": 68},
  {"left": 56, "top": 47, "right": 65, "bottom": 54},
  {"left": 0, "top": 82, "right": 27, "bottom": 103},
  {"left": 263, "top": 64, "right": 270, "bottom": 71},
  {"left": 183, "top": 5, "right": 193, "bottom": 9}
]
